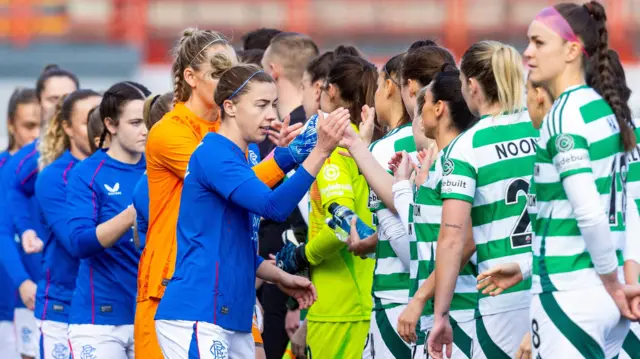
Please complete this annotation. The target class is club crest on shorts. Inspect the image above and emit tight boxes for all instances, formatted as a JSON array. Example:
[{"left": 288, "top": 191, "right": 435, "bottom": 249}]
[
  {"left": 80, "top": 345, "right": 97, "bottom": 359},
  {"left": 52, "top": 343, "right": 69, "bottom": 359},
  {"left": 210, "top": 340, "right": 228, "bottom": 358},
  {"left": 555, "top": 134, "right": 574, "bottom": 153},
  {"left": 21, "top": 326, "right": 32, "bottom": 343}
]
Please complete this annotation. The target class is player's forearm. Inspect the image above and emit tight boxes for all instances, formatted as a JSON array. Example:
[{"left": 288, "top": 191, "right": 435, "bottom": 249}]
[
  {"left": 95, "top": 206, "right": 136, "bottom": 249},
  {"left": 624, "top": 260, "right": 640, "bottom": 285},
  {"left": 305, "top": 225, "right": 345, "bottom": 266},
  {"left": 348, "top": 140, "right": 396, "bottom": 213},
  {"left": 418, "top": 223, "right": 474, "bottom": 306},
  {"left": 256, "top": 260, "right": 285, "bottom": 284}
]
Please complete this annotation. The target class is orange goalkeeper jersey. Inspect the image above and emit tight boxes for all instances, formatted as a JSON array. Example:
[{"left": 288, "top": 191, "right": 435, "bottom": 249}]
[{"left": 137, "top": 102, "right": 284, "bottom": 301}]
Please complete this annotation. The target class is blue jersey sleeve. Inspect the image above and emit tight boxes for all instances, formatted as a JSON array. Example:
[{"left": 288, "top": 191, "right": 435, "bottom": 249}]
[
  {"left": 35, "top": 169, "right": 74, "bottom": 255},
  {"left": 196, "top": 149, "right": 315, "bottom": 222},
  {"left": 132, "top": 176, "right": 148, "bottom": 235},
  {"left": 9, "top": 156, "right": 39, "bottom": 236},
  {"left": 66, "top": 170, "right": 103, "bottom": 258}
]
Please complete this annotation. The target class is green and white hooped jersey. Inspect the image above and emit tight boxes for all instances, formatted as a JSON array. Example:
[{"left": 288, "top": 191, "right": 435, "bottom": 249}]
[
  {"left": 441, "top": 110, "right": 537, "bottom": 317},
  {"left": 531, "top": 85, "right": 626, "bottom": 294},
  {"left": 368, "top": 123, "right": 416, "bottom": 309},
  {"left": 627, "top": 120, "right": 640, "bottom": 220},
  {"left": 411, "top": 148, "right": 477, "bottom": 327}
]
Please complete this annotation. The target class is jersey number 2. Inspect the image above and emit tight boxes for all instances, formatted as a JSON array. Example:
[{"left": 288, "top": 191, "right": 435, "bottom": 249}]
[{"left": 505, "top": 178, "right": 533, "bottom": 249}]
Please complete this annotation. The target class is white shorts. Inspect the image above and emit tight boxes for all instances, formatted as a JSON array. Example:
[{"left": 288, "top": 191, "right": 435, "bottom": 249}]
[
  {"left": 68, "top": 323, "right": 134, "bottom": 359},
  {"left": 530, "top": 288, "right": 629, "bottom": 359},
  {"left": 0, "top": 320, "right": 20, "bottom": 359},
  {"left": 472, "top": 308, "right": 529, "bottom": 359},
  {"left": 14, "top": 307, "right": 38, "bottom": 357},
  {"left": 362, "top": 305, "right": 425, "bottom": 359},
  {"left": 35, "top": 319, "right": 70, "bottom": 359},
  {"left": 156, "top": 320, "right": 255, "bottom": 359},
  {"left": 619, "top": 322, "right": 640, "bottom": 359}
]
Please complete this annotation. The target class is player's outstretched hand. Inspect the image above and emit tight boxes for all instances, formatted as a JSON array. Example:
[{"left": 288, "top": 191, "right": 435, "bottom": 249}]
[
  {"left": 316, "top": 108, "right": 350, "bottom": 156},
  {"left": 476, "top": 262, "right": 523, "bottom": 296},
  {"left": 390, "top": 151, "right": 414, "bottom": 182},
  {"left": 427, "top": 316, "right": 453, "bottom": 359},
  {"left": 414, "top": 145, "right": 437, "bottom": 187},
  {"left": 397, "top": 297, "right": 422, "bottom": 344},
  {"left": 21, "top": 229, "right": 43, "bottom": 254},
  {"left": 515, "top": 332, "right": 532, "bottom": 359},
  {"left": 359, "top": 105, "right": 376, "bottom": 147},
  {"left": 269, "top": 115, "right": 304, "bottom": 147},
  {"left": 278, "top": 273, "right": 317, "bottom": 309}
]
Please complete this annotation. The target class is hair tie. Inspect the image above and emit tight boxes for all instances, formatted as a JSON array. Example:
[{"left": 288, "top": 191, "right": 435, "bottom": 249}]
[
  {"left": 227, "top": 70, "right": 264, "bottom": 100},
  {"left": 441, "top": 63, "right": 452, "bottom": 72}
]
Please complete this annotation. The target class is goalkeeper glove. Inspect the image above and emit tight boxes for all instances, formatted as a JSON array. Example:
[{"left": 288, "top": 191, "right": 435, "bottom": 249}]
[
  {"left": 273, "top": 114, "right": 319, "bottom": 172},
  {"left": 275, "top": 241, "right": 310, "bottom": 274}
]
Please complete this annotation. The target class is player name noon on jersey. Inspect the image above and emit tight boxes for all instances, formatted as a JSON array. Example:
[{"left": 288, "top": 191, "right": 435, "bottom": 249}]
[{"left": 495, "top": 138, "right": 537, "bottom": 160}]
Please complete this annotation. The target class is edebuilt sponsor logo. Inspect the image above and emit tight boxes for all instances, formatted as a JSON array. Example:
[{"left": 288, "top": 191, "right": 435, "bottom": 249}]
[
  {"left": 320, "top": 183, "right": 353, "bottom": 198},
  {"left": 441, "top": 178, "right": 467, "bottom": 193},
  {"left": 555, "top": 150, "right": 589, "bottom": 172}
]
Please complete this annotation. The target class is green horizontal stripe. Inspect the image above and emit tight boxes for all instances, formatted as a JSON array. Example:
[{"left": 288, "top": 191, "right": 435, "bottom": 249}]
[
  {"left": 534, "top": 217, "right": 580, "bottom": 237},
  {"left": 441, "top": 192, "right": 474, "bottom": 204},
  {"left": 477, "top": 155, "right": 536, "bottom": 187},
  {"left": 451, "top": 292, "right": 477, "bottom": 311},
  {"left": 373, "top": 272, "right": 410, "bottom": 292},
  {"left": 476, "top": 236, "right": 532, "bottom": 263},
  {"left": 589, "top": 133, "right": 622, "bottom": 161},
  {"left": 410, "top": 240, "right": 418, "bottom": 261},
  {"left": 580, "top": 98, "right": 613, "bottom": 124},
  {"left": 414, "top": 223, "right": 439, "bottom": 243},
  {"left": 377, "top": 240, "right": 398, "bottom": 259},
  {"left": 536, "top": 144, "right": 552, "bottom": 164},
  {"left": 536, "top": 176, "right": 611, "bottom": 202},
  {"left": 416, "top": 259, "right": 433, "bottom": 281},
  {"left": 559, "top": 167, "right": 592, "bottom": 180},
  {"left": 394, "top": 135, "right": 417, "bottom": 153},
  {"left": 628, "top": 162, "right": 640, "bottom": 182},
  {"left": 415, "top": 185, "right": 441, "bottom": 206},
  {"left": 532, "top": 250, "right": 623, "bottom": 275},
  {"left": 471, "top": 196, "right": 526, "bottom": 227},
  {"left": 472, "top": 121, "right": 539, "bottom": 148}
]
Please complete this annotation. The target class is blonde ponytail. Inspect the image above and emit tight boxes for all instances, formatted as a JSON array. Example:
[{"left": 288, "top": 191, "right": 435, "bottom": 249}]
[
  {"left": 38, "top": 89, "right": 101, "bottom": 169},
  {"left": 461, "top": 40, "right": 525, "bottom": 117},
  {"left": 491, "top": 44, "right": 525, "bottom": 115},
  {"left": 39, "top": 97, "right": 70, "bottom": 170}
]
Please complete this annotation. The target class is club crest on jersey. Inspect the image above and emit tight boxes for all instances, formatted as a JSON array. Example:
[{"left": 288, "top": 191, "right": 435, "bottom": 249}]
[
  {"left": 555, "top": 134, "right": 574, "bottom": 153},
  {"left": 104, "top": 182, "right": 121, "bottom": 196},
  {"left": 323, "top": 164, "right": 340, "bottom": 181},
  {"left": 210, "top": 340, "right": 228, "bottom": 358},
  {"left": 52, "top": 343, "right": 69, "bottom": 359},
  {"left": 249, "top": 151, "right": 259, "bottom": 166},
  {"left": 442, "top": 159, "right": 454, "bottom": 176}
]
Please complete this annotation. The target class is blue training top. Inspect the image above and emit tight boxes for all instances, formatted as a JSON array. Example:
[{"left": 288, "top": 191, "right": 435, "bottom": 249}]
[
  {"left": 132, "top": 173, "right": 148, "bottom": 249},
  {"left": 0, "top": 141, "right": 43, "bottom": 309},
  {"left": 66, "top": 149, "right": 145, "bottom": 325},
  {"left": 156, "top": 134, "right": 315, "bottom": 332},
  {"left": 0, "top": 151, "right": 16, "bottom": 321},
  {"left": 34, "top": 150, "right": 81, "bottom": 323}
]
